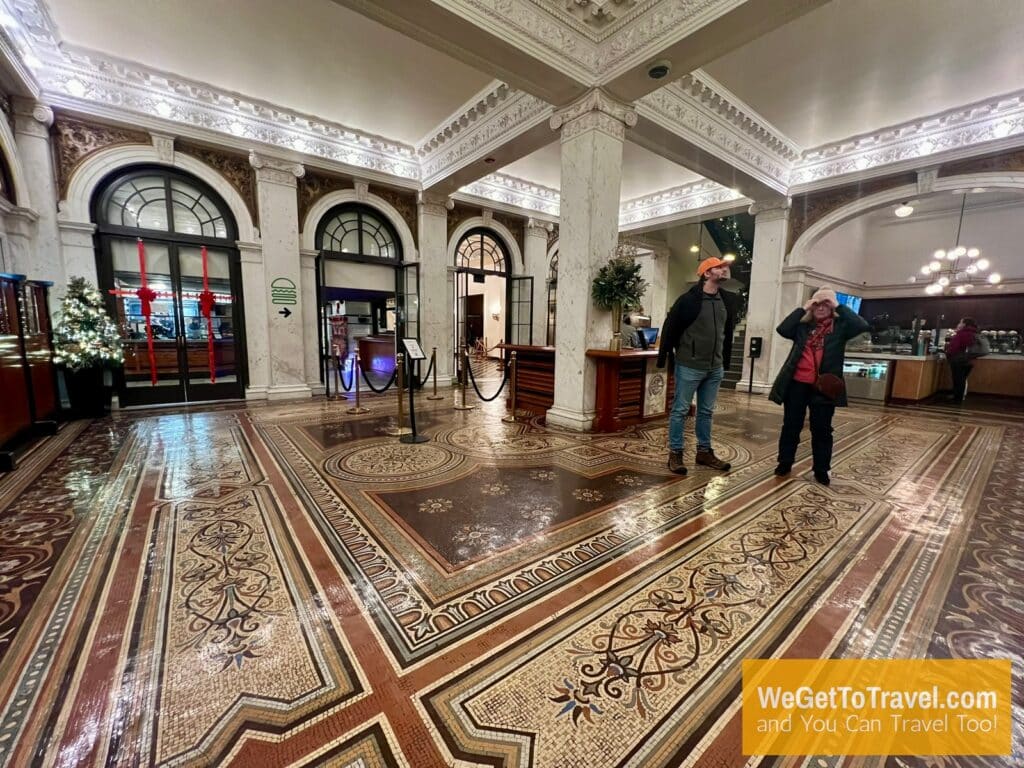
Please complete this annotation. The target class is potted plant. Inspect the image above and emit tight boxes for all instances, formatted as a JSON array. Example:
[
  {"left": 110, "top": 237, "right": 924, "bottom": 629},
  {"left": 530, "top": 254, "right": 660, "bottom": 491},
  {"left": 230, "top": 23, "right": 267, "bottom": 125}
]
[
  {"left": 591, "top": 247, "right": 648, "bottom": 350},
  {"left": 53, "top": 276, "right": 124, "bottom": 417}
]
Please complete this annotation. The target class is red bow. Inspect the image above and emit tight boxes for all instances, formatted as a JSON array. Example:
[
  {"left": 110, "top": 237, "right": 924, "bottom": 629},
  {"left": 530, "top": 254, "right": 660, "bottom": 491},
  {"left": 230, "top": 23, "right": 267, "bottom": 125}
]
[{"left": 136, "top": 286, "right": 157, "bottom": 318}]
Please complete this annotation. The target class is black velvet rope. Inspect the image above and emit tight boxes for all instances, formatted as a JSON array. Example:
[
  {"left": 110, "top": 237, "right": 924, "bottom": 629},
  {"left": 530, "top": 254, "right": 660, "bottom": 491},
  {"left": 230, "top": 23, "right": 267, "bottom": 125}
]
[
  {"left": 337, "top": 359, "right": 355, "bottom": 392},
  {"left": 465, "top": 356, "right": 510, "bottom": 402},
  {"left": 414, "top": 354, "right": 435, "bottom": 391},
  {"left": 360, "top": 364, "right": 398, "bottom": 394}
]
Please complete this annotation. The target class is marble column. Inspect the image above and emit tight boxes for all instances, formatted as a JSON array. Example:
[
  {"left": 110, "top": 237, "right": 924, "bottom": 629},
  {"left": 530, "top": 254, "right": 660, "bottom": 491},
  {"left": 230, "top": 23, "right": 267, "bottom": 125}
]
[
  {"left": 12, "top": 99, "right": 62, "bottom": 304},
  {"left": 299, "top": 248, "right": 323, "bottom": 395},
  {"left": 238, "top": 241, "right": 269, "bottom": 399},
  {"left": 546, "top": 90, "right": 636, "bottom": 431},
  {"left": 741, "top": 201, "right": 791, "bottom": 393},
  {"left": 57, "top": 221, "right": 99, "bottom": 286},
  {"left": 523, "top": 219, "right": 550, "bottom": 346},
  {"left": 249, "top": 151, "right": 309, "bottom": 400},
  {"left": 637, "top": 248, "right": 669, "bottom": 328},
  {"left": 416, "top": 192, "right": 453, "bottom": 387}
]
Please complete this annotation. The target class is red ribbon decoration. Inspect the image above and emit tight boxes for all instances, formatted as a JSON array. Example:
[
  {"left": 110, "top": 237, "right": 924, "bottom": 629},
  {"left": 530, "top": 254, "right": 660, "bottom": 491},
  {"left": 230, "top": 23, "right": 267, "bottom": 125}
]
[
  {"left": 198, "top": 245, "right": 217, "bottom": 383},
  {"left": 136, "top": 238, "right": 158, "bottom": 385}
]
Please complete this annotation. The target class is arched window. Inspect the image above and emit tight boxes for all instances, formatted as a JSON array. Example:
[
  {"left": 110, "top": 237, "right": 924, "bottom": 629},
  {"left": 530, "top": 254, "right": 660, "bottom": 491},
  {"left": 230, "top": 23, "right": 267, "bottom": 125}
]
[
  {"left": 99, "top": 172, "right": 233, "bottom": 239},
  {"left": 546, "top": 248, "right": 558, "bottom": 345},
  {"left": 455, "top": 229, "right": 508, "bottom": 274},
  {"left": 316, "top": 204, "right": 401, "bottom": 263},
  {"left": 92, "top": 166, "right": 243, "bottom": 407}
]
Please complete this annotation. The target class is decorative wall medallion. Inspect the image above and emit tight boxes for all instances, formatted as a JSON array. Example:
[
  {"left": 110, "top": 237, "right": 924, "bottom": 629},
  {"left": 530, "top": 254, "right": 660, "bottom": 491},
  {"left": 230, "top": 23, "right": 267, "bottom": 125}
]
[
  {"left": 647, "top": 372, "right": 664, "bottom": 397},
  {"left": 52, "top": 114, "right": 149, "bottom": 198}
]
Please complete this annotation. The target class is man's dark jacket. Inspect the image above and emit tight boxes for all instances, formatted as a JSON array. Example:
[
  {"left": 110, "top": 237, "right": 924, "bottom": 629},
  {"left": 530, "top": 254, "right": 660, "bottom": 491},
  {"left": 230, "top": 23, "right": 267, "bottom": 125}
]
[{"left": 656, "top": 282, "right": 739, "bottom": 370}]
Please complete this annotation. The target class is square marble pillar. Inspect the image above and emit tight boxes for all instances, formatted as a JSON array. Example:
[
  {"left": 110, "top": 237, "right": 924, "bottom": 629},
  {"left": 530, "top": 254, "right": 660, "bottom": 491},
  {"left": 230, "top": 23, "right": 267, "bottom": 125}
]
[
  {"left": 300, "top": 249, "right": 323, "bottom": 395},
  {"left": 12, "top": 101, "right": 63, "bottom": 306},
  {"left": 250, "top": 152, "right": 309, "bottom": 400},
  {"left": 416, "top": 193, "right": 453, "bottom": 387},
  {"left": 524, "top": 220, "right": 551, "bottom": 346},
  {"left": 741, "top": 203, "right": 790, "bottom": 393},
  {"left": 546, "top": 91, "right": 635, "bottom": 432},
  {"left": 238, "top": 241, "right": 270, "bottom": 399}
]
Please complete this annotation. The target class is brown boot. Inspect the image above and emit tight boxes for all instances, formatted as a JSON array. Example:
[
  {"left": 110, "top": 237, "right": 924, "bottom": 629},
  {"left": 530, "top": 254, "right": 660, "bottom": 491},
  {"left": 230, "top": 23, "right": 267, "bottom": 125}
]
[
  {"left": 696, "top": 448, "right": 731, "bottom": 471},
  {"left": 667, "top": 450, "right": 688, "bottom": 476}
]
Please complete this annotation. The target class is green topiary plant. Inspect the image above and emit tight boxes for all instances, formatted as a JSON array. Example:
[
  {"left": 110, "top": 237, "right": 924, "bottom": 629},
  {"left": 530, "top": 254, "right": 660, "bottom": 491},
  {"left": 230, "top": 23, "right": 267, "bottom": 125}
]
[{"left": 591, "top": 251, "right": 648, "bottom": 313}]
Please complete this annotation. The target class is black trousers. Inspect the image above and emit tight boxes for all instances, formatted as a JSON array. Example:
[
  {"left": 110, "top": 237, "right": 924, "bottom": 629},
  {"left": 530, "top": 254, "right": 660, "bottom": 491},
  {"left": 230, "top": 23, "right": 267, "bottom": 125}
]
[
  {"left": 949, "top": 360, "right": 973, "bottom": 402},
  {"left": 778, "top": 381, "right": 836, "bottom": 473}
]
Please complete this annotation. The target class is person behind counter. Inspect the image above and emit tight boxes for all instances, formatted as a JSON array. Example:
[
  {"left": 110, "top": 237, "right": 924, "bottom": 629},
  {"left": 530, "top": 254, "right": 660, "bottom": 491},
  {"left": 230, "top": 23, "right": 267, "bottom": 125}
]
[
  {"left": 769, "top": 287, "right": 870, "bottom": 485},
  {"left": 944, "top": 317, "right": 978, "bottom": 404},
  {"left": 619, "top": 314, "right": 649, "bottom": 350}
]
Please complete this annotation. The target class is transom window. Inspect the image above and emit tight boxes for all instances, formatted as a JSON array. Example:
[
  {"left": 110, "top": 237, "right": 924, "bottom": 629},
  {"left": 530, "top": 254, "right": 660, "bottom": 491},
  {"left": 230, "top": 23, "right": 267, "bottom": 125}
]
[
  {"left": 456, "top": 229, "right": 508, "bottom": 274},
  {"left": 100, "top": 173, "right": 231, "bottom": 239},
  {"left": 317, "top": 204, "right": 400, "bottom": 262}
]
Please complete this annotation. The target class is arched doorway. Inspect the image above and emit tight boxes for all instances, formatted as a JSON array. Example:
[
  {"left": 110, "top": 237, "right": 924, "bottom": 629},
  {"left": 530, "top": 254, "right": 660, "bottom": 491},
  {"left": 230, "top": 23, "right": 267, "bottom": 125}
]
[
  {"left": 315, "top": 203, "right": 414, "bottom": 389},
  {"left": 93, "top": 166, "right": 245, "bottom": 406},
  {"left": 546, "top": 247, "right": 558, "bottom": 346}
]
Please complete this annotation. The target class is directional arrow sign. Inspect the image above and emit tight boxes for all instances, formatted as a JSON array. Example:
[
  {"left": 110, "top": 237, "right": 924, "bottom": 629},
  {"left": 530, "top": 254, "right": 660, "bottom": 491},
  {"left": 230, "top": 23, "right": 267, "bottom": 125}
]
[{"left": 278, "top": 307, "right": 292, "bottom": 318}]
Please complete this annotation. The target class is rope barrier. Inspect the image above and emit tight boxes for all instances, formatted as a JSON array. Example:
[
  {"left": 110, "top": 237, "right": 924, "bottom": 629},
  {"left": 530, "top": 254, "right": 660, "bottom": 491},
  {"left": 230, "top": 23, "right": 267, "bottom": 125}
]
[
  {"left": 465, "top": 355, "right": 511, "bottom": 402},
  {"left": 337, "top": 358, "right": 355, "bottom": 392},
  {"left": 360, "top": 365, "right": 398, "bottom": 394},
  {"left": 414, "top": 353, "right": 435, "bottom": 391}
]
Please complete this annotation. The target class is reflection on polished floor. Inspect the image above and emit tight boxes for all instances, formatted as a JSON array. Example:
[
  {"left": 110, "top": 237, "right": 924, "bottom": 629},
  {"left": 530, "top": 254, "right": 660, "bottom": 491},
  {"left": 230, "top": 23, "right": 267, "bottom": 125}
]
[{"left": 0, "top": 390, "right": 1020, "bottom": 767}]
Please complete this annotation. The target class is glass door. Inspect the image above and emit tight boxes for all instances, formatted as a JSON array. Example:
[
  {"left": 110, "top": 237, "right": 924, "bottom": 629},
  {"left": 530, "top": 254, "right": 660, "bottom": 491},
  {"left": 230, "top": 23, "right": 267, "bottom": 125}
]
[
  {"left": 397, "top": 263, "right": 420, "bottom": 343},
  {"left": 508, "top": 275, "right": 533, "bottom": 345},
  {"left": 177, "top": 246, "right": 244, "bottom": 401},
  {"left": 109, "top": 239, "right": 186, "bottom": 405}
]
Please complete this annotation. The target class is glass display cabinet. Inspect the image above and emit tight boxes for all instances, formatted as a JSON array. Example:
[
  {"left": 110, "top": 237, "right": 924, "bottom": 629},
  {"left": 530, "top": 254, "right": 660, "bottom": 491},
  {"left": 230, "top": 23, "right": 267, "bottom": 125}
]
[{"left": 843, "top": 358, "right": 892, "bottom": 401}]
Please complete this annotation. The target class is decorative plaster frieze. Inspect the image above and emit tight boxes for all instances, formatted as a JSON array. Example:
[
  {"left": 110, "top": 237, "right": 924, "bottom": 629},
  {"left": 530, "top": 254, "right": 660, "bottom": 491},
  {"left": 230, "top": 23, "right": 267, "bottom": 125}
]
[
  {"left": 459, "top": 173, "right": 560, "bottom": 217},
  {"left": 562, "top": 0, "right": 640, "bottom": 28},
  {"left": 791, "top": 89, "right": 1024, "bottom": 188},
  {"left": 249, "top": 151, "right": 304, "bottom": 187},
  {"left": 637, "top": 76, "right": 796, "bottom": 194},
  {"left": 419, "top": 86, "right": 552, "bottom": 187},
  {"left": 418, "top": 81, "right": 511, "bottom": 154},
  {"left": 618, "top": 180, "right": 747, "bottom": 227},
  {"left": 550, "top": 88, "right": 636, "bottom": 130}
]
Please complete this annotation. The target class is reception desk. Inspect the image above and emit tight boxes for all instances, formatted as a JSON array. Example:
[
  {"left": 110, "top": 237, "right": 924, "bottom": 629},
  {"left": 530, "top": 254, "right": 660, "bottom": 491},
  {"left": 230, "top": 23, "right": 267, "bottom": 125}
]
[
  {"left": 357, "top": 335, "right": 396, "bottom": 374},
  {"left": 586, "top": 349, "right": 674, "bottom": 432}
]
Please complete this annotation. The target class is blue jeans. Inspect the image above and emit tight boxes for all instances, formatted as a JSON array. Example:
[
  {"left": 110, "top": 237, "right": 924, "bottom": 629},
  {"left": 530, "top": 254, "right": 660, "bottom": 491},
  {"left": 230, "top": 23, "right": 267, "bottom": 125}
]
[{"left": 668, "top": 364, "right": 724, "bottom": 452}]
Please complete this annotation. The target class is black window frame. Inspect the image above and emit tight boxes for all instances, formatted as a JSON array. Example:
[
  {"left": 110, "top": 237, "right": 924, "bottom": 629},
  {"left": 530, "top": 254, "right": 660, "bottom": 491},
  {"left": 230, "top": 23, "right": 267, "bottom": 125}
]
[{"left": 315, "top": 203, "right": 403, "bottom": 266}]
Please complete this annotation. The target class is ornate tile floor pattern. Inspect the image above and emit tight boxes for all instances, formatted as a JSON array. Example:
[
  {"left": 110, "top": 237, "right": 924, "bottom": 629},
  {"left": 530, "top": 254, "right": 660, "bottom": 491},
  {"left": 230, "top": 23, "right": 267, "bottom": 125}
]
[{"left": 0, "top": 391, "right": 1020, "bottom": 767}]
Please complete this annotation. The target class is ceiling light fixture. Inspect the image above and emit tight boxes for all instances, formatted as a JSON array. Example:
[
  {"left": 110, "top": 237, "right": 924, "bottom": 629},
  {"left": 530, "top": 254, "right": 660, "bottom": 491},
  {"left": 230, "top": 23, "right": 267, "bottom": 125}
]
[
  {"left": 689, "top": 244, "right": 699, "bottom": 253},
  {"left": 915, "top": 193, "right": 996, "bottom": 295},
  {"left": 894, "top": 202, "right": 914, "bottom": 218},
  {"left": 483, "top": 157, "right": 496, "bottom": 164},
  {"left": 723, "top": 253, "right": 736, "bottom": 262}
]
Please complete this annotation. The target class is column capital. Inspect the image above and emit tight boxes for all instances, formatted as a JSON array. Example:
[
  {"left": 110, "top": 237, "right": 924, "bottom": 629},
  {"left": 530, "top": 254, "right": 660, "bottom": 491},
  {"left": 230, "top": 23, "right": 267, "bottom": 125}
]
[
  {"left": 549, "top": 89, "right": 637, "bottom": 142},
  {"left": 416, "top": 190, "right": 449, "bottom": 218},
  {"left": 526, "top": 217, "right": 551, "bottom": 238},
  {"left": 11, "top": 98, "right": 54, "bottom": 137},
  {"left": 748, "top": 199, "right": 791, "bottom": 220},
  {"left": 249, "top": 151, "right": 304, "bottom": 187}
]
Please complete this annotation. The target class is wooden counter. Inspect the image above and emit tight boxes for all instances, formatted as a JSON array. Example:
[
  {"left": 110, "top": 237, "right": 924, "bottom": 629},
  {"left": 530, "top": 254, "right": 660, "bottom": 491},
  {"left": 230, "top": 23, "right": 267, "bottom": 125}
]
[
  {"left": 890, "top": 357, "right": 942, "bottom": 401},
  {"left": 502, "top": 344, "right": 555, "bottom": 417},
  {"left": 937, "top": 355, "right": 1024, "bottom": 397},
  {"left": 586, "top": 349, "right": 673, "bottom": 432},
  {"left": 357, "top": 335, "right": 396, "bottom": 374}
]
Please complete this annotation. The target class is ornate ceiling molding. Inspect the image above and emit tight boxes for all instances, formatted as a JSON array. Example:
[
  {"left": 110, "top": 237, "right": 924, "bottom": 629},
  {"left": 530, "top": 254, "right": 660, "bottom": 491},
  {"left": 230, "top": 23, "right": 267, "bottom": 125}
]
[
  {"left": 549, "top": 87, "right": 637, "bottom": 135},
  {"left": 419, "top": 85, "right": 552, "bottom": 187},
  {"left": 791, "top": 88, "right": 1024, "bottom": 189},
  {"left": 636, "top": 74, "right": 796, "bottom": 195},
  {"left": 618, "top": 180, "right": 747, "bottom": 227},
  {"left": 458, "top": 172, "right": 561, "bottom": 217}
]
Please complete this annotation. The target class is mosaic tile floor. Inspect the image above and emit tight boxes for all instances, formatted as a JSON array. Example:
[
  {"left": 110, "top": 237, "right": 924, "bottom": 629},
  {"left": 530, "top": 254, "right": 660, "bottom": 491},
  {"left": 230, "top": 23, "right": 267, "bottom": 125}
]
[{"left": 0, "top": 390, "right": 1020, "bottom": 767}]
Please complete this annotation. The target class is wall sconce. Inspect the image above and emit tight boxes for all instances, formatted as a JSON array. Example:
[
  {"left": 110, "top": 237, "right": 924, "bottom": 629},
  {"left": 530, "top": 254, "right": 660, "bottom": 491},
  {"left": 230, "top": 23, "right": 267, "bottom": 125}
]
[{"left": 491, "top": 302, "right": 501, "bottom": 321}]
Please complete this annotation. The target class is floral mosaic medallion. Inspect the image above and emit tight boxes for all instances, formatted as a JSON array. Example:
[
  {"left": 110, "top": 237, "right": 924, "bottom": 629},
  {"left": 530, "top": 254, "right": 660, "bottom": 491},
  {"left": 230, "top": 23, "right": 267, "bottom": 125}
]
[
  {"left": 438, "top": 424, "right": 575, "bottom": 458},
  {"left": 324, "top": 440, "right": 461, "bottom": 482}
]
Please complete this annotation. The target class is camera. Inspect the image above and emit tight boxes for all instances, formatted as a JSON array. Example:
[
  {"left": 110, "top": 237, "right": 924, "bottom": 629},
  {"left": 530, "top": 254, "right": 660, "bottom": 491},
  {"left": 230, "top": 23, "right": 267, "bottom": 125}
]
[{"left": 648, "top": 59, "right": 672, "bottom": 80}]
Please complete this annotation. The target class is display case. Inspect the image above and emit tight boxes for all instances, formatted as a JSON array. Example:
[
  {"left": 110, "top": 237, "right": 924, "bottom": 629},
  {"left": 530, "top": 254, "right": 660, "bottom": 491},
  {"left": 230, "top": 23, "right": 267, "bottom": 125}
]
[{"left": 843, "top": 357, "right": 892, "bottom": 401}]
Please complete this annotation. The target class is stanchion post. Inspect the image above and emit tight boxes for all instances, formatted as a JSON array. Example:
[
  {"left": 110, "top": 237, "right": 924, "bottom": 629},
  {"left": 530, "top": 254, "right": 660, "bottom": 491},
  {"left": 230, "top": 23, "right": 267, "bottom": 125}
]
[
  {"left": 346, "top": 351, "right": 370, "bottom": 414},
  {"left": 502, "top": 350, "right": 519, "bottom": 423},
  {"left": 453, "top": 344, "right": 476, "bottom": 411},
  {"left": 387, "top": 353, "right": 412, "bottom": 436},
  {"left": 426, "top": 347, "right": 444, "bottom": 400}
]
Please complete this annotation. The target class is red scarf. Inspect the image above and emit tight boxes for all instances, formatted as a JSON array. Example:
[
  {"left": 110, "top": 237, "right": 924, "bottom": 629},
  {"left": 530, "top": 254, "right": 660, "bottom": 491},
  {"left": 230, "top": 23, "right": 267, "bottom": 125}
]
[{"left": 794, "top": 315, "right": 835, "bottom": 384}]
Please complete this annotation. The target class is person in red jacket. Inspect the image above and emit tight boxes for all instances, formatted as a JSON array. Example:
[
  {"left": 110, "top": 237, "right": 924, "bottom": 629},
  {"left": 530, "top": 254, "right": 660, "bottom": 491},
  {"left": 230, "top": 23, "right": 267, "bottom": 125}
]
[{"left": 944, "top": 317, "right": 978, "bottom": 404}]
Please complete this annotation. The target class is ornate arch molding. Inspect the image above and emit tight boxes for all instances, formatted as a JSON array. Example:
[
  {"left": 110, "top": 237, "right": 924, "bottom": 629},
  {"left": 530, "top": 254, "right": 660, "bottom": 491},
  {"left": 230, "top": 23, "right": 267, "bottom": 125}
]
[
  {"left": 59, "top": 143, "right": 258, "bottom": 242},
  {"left": 447, "top": 217, "right": 522, "bottom": 274},
  {"left": 301, "top": 188, "right": 417, "bottom": 260},
  {"left": 788, "top": 171, "right": 1024, "bottom": 269},
  {"left": 0, "top": 111, "right": 31, "bottom": 208},
  {"left": 547, "top": 239, "right": 559, "bottom": 261}
]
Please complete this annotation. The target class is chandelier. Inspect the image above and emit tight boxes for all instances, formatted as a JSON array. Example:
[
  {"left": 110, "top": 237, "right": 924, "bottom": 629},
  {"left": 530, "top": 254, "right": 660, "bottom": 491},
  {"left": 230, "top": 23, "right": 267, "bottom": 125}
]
[{"left": 915, "top": 194, "right": 1001, "bottom": 295}]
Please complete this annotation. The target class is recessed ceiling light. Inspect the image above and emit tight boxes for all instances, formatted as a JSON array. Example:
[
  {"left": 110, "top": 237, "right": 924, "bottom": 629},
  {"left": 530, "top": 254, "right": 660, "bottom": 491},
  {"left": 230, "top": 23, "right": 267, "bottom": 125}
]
[
  {"left": 689, "top": 245, "right": 699, "bottom": 253},
  {"left": 723, "top": 253, "right": 736, "bottom": 262},
  {"left": 483, "top": 157, "right": 496, "bottom": 164},
  {"left": 894, "top": 202, "right": 914, "bottom": 218}
]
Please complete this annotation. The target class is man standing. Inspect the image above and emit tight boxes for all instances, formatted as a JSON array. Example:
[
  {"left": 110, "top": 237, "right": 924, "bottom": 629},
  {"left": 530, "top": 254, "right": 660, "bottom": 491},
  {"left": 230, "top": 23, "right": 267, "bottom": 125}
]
[{"left": 656, "top": 257, "right": 739, "bottom": 475}]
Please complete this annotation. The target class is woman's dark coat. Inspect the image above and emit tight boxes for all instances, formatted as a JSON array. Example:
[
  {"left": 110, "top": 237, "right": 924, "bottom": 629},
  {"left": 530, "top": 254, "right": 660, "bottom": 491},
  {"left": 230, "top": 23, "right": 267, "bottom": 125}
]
[{"left": 768, "top": 304, "right": 870, "bottom": 408}]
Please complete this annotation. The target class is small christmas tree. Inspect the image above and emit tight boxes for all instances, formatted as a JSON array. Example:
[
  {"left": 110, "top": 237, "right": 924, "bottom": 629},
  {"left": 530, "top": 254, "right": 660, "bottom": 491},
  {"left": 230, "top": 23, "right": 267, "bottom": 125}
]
[{"left": 54, "top": 276, "right": 124, "bottom": 371}]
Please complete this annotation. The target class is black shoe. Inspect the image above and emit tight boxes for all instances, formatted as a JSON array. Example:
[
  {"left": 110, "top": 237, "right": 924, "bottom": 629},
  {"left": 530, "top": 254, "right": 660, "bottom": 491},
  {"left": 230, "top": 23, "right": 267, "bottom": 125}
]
[
  {"left": 813, "top": 471, "right": 830, "bottom": 486},
  {"left": 774, "top": 463, "right": 792, "bottom": 476},
  {"left": 695, "top": 448, "right": 731, "bottom": 471},
  {"left": 667, "top": 450, "right": 688, "bottom": 476}
]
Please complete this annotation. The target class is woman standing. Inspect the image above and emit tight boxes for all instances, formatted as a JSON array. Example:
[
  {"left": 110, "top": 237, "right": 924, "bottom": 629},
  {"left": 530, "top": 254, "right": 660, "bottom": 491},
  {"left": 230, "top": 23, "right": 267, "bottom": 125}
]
[
  {"left": 944, "top": 317, "right": 978, "bottom": 404},
  {"left": 769, "top": 288, "right": 870, "bottom": 485}
]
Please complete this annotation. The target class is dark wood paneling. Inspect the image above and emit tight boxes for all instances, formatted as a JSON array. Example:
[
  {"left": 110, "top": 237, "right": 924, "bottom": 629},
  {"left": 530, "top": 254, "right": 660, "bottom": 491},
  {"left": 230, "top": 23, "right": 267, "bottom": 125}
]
[{"left": 0, "top": 277, "right": 32, "bottom": 450}]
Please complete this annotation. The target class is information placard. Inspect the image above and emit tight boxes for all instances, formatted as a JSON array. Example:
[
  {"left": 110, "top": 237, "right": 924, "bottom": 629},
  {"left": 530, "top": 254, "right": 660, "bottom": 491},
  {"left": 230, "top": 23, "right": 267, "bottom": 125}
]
[{"left": 402, "top": 338, "right": 426, "bottom": 361}]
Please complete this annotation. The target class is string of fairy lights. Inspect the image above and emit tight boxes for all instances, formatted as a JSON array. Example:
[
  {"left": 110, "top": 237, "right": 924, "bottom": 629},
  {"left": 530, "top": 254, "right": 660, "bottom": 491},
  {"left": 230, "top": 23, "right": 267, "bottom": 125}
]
[{"left": 53, "top": 278, "right": 124, "bottom": 371}]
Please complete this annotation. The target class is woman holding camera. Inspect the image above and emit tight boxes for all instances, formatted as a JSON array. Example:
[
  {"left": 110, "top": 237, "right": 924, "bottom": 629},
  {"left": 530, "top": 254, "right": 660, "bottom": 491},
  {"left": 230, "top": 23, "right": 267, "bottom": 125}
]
[{"left": 769, "top": 288, "right": 869, "bottom": 485}]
